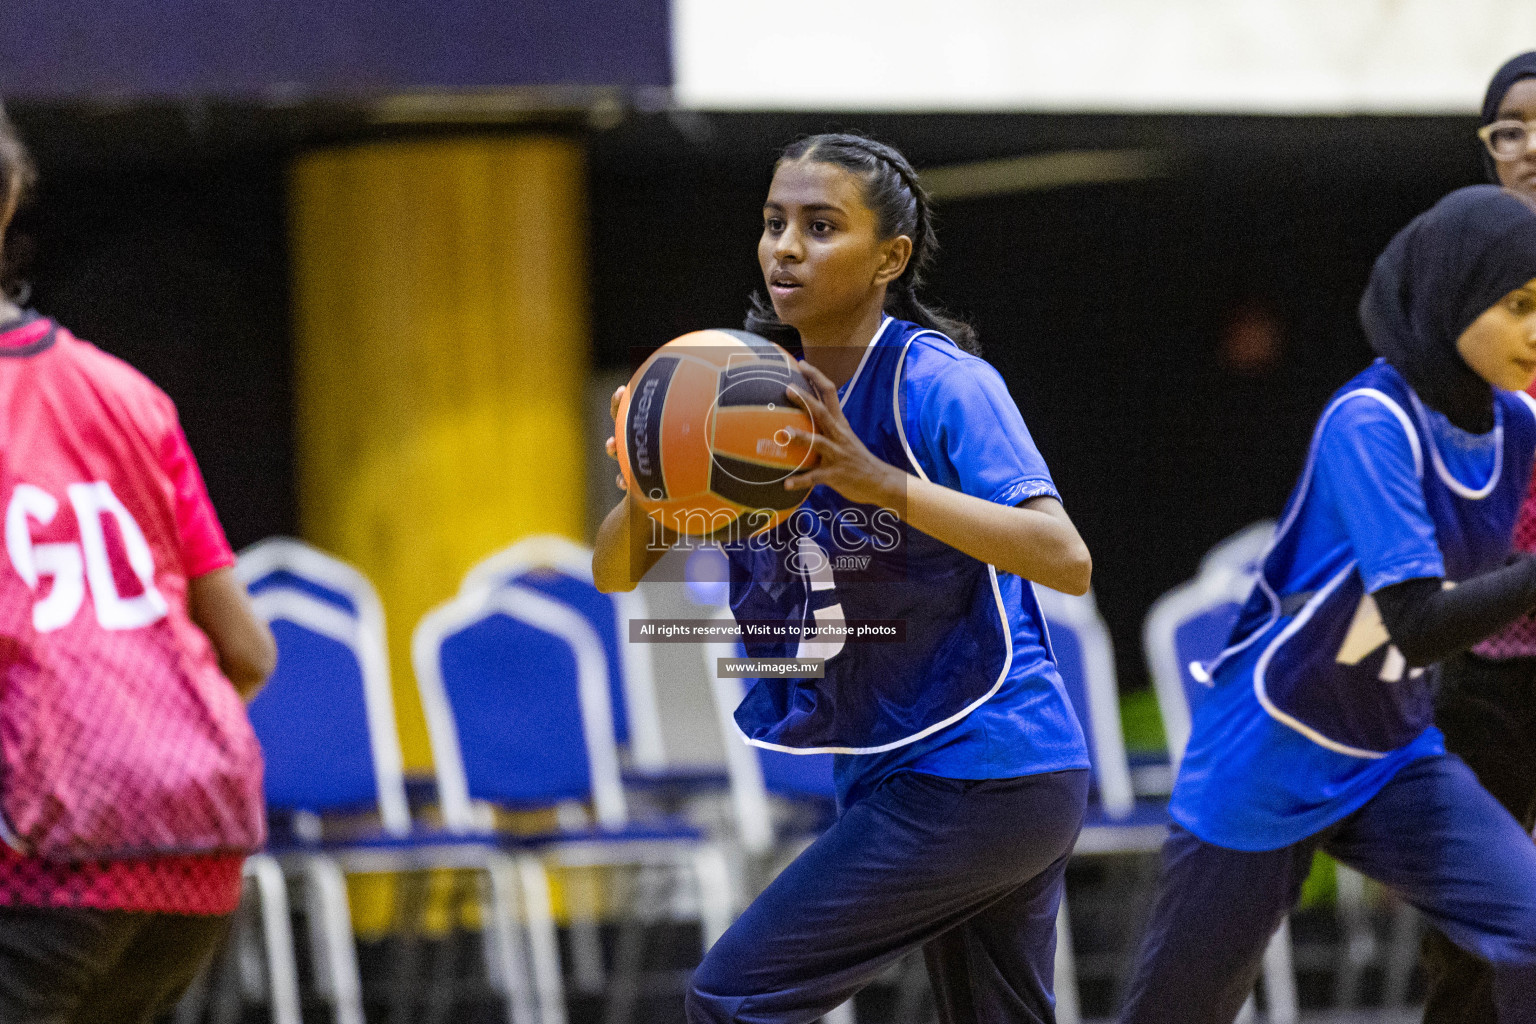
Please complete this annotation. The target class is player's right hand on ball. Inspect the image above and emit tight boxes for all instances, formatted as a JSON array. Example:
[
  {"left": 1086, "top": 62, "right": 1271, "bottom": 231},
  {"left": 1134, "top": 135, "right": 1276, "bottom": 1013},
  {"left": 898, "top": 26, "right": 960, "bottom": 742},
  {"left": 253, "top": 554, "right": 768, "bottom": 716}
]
[{"left": 607, "top": 385, "right": 627, "bottom": 490}]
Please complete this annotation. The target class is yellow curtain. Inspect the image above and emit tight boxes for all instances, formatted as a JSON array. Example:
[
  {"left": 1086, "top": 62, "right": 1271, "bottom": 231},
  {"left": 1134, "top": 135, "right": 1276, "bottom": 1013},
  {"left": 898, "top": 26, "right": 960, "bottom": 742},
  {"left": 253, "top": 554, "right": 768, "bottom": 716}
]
[
  {"left": 289, "top": 136, "right": 590, "bottom": 930},
  {"left": 289, "top": 134, "right": 589, "bottom": 771}
]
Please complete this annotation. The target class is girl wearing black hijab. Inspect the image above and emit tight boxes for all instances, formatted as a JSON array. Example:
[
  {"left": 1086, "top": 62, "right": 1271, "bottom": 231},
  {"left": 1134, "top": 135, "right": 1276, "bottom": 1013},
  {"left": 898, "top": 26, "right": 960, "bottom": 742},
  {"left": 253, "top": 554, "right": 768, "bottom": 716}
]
[
  {"left": 1117, "top": 186, "right": 1536, "bottom": 1024},
  {"left": 1419, "top": 51, "right": 1536, "bottom": 1024}
]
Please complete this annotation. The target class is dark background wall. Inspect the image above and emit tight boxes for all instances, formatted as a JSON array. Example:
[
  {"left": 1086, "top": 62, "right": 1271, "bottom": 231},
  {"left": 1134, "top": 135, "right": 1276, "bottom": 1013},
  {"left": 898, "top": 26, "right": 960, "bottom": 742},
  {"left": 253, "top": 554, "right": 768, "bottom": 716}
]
[
  {"left": 6, "top": 108, "right": 1487, "bottom": 690},
  {"left": 9, "top": 148, "right": 295, "bottom": 550}
]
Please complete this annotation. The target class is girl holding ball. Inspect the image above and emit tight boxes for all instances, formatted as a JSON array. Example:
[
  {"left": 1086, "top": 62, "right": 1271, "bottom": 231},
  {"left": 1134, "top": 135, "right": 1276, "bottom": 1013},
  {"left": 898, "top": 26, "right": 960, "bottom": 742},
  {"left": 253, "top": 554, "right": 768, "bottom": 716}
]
[{"left": 595, "top": 132, "right": 1093, "bottom": 1023}]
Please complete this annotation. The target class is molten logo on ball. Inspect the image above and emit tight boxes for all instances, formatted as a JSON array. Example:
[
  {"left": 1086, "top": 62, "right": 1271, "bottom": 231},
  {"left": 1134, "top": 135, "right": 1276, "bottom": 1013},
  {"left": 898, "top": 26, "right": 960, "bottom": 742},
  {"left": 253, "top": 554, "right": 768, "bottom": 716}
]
[
  {"left": 617, "top": 330, "right": 819, "bottom": 539},
  {"left": 631, "top": 377, "right": 660, "bottom": 479}
]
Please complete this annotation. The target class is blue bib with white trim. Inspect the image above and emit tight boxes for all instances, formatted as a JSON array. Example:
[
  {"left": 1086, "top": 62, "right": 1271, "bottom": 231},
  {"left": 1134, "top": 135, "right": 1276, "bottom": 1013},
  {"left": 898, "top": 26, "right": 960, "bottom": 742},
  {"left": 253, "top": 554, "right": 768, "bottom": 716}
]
[
  {"left": 1213, "top": 360, "right": 1536, "bottom": 757},
  {"left": 722, "top": 318, "right": 1075, "bottom": 757}
]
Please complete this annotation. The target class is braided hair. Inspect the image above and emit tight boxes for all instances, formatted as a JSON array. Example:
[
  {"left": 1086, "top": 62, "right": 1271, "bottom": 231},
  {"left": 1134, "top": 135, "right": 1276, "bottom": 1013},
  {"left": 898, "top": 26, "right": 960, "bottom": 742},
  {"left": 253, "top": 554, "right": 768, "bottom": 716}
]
[
  {"left": 0, "top": 106, "right": 36, "bottom": 303},
  {"left": 746, "top": 133, "right": 980, "bottom": 355}
]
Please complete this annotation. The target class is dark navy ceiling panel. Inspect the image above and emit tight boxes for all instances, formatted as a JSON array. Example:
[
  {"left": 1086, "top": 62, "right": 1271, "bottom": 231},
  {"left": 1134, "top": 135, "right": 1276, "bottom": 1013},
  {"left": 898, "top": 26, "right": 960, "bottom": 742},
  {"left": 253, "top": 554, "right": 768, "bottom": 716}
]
[{"left": 0, "top": 0, "right": 670, "bottom": 99}]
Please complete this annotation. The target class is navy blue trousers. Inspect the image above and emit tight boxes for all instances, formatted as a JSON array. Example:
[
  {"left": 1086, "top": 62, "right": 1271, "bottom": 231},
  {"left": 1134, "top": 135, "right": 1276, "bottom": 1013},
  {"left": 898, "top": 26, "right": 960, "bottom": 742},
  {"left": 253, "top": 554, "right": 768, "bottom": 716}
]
[
  {"left": 1120, "top": 754, "right": 1536, "bottom": 1024},
  {"left": 686, "top": 768, "right": 1089, "bottom": 1024}
]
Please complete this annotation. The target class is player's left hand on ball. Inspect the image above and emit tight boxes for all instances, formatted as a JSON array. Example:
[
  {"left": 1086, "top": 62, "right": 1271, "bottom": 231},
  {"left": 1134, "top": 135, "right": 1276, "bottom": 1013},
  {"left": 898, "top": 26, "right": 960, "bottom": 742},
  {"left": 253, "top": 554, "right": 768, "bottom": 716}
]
[
  {"left": 605, "top": 435, "right": 625, "bottom": 490},
  {"left": 606, "top": 384, "right": 628, "bottom": 491},
  {"left": 784, "top": 359, "right": 903, "bottom": 507}
]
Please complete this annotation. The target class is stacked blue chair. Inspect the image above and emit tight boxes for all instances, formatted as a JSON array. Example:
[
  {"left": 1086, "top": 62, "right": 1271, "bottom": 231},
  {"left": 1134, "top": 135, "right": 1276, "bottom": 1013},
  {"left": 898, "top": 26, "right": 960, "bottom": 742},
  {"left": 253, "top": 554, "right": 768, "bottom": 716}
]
[
  {"left": 242, "top": 538, "right": 410, "bottom": 838},
  {"left": 461, "top": 536, "right": 740, "bottom": 997},
  {"left": 1034, "top": 587, "right": 1169, "bottom": 848},
  {"left": 1143, "top": 522, "right": 1298, "bottom": 1024},
  {"left": 1142, "top": 524, "right": 1273, "bottom": 767},
  {"left": 1032, "top": 586, "right": 1170, "bottom": 1024},
  {"left": 413, "top": 580, "right": 736, "bottom": 1020},
  {"left": 1196, "top": 519, "right": 1276, "bottom": 576},
  {"left": 460, "top": 536, "right": 669, "bottom": 775},
  {"left": 239, "top": 537, "right": 560, "bottom": 1024}
]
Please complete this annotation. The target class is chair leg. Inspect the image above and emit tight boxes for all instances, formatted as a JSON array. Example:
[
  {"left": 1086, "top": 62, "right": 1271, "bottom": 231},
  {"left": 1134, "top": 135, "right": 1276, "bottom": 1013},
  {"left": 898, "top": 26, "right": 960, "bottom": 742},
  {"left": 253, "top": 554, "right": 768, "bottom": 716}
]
[
  {"left": 388, "top": 869, "right": 432, "bottom": 1024},
  {"left": 244, "top": 854, "right": 304, "bottom": 1024},
  {"left": 692, "top": 845, "right": 735, "bottom": 952},
  {"left": 514, "top": 856, "right": 568, "bottom": 1024},
  {"left": 422, "top": 874, "right": 469, "bottom": 1024},
  {"left": 1054, "top": 893, "right": 1080, "bottom": 1024},
  {"left": 237, "top": 890, "right": 267, "bottom": 1003},
  {"left": 209, "top": 916, "right": 247, "bottom": 1024},
  {"left": 1383, "top": 898, "right": 1422, "bottom": 1008},
  {"left": 821, "top": 1000, "right": 856, "bottom": 1024},
  {"left": 171, "top": 955, "right": 213, "bottom": 1024},
  {"left": 299, "top": 855, "right": 366, "bottom": 1024},
  {"left": 483, "top": 852, "right": 540, "bottom": 1024},
  {"left": 565, "top": 867, "right": 606, "bottom": 994},
  {"left": 891, "top": 952, "right": 930, "bottom": 1021},
  {"left": 1260, "top": 917, "right": 1299, "bottom": 1024},
  {"left": 603, "top": 865, "right": 667, "bottom": 1024},
  {"left": 1333, "top": 864, "right": 1374, "bottom": 1009}
]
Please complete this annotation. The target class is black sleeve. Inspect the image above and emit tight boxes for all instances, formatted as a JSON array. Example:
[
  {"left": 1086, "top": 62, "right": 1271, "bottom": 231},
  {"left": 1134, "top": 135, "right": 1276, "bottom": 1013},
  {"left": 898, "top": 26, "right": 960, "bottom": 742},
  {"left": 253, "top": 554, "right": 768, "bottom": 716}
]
[{"left": 1373, "top": 554, "right": 1536, "bottom": 667}]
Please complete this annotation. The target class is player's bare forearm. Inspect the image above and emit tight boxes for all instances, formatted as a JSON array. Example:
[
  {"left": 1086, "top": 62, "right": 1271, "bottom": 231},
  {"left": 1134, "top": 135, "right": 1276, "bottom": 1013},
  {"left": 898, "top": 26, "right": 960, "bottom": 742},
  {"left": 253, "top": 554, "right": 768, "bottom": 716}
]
[
  {"left": 188, "top": 566, "right": 278, "bottom": 701},
  {"left": 593, "top": 493, "right": 674, "bottom": 593},
  {"left": 896, "top": 482, "right": 1092, "bottom": 595}
]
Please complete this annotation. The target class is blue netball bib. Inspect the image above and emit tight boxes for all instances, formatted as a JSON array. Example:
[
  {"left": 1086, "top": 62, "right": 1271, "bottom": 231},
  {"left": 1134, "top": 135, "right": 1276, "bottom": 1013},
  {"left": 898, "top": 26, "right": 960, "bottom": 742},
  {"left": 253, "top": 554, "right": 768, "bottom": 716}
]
[
  {"left": 1210, "top": 360, "right": 1536, "bottom": 758},
  {"left": 721, "top": 318, "right": 1077, "bottom": 757}
]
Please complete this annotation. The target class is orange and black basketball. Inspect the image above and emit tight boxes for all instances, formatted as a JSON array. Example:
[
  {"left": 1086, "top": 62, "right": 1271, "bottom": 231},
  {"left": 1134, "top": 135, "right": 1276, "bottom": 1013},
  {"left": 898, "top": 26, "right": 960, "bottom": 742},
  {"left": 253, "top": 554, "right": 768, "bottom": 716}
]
[{"left": 617, "top": 330, "right": 818, "bottom": 538}]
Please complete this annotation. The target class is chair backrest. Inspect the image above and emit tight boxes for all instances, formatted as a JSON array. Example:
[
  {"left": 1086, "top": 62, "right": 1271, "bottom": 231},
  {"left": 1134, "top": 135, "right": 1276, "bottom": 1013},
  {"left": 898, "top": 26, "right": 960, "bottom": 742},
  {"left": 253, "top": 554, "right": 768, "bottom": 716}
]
[
  {"left": 1144, "top": 522, "right": 1273, "bottom": 767},
  {"left": 618, "top": 545, "right": 732, "bottom": 770},
  {"left": 703, "top": 616, "right": 835, "bottom": 854},
  {"left": 1033, "top": 587, "right": 1135, "bottom": 818},
  {"left": 1198, "top": 519, "right": 1276, "bottom": 576},
  {"left": 414, "top": 582, "right": 627, "bottom": 832},
  {"left": 460, "top": 535, "right": 665, "bottom": 771},
  {"left": 236, "top": 538, "right": 410, "bottom": 836}
]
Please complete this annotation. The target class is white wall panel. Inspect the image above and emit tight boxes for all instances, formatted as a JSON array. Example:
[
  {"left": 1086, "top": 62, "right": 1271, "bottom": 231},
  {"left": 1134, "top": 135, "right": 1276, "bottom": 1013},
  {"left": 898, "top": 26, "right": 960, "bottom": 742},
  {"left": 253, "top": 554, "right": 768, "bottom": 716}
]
[{"left": 674, "top": 0, "right": 1536, "bottom": 112}]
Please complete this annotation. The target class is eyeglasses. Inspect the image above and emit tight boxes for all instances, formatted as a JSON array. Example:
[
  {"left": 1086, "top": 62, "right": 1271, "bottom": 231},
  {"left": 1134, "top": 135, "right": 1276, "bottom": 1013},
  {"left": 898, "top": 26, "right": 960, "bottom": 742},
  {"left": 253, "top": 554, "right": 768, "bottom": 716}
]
[{"left": 1479, "top": 119, "right": 1536, "bottom": 161}]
